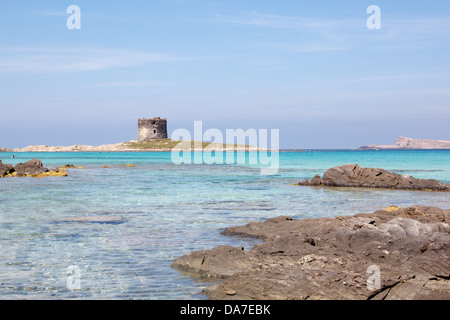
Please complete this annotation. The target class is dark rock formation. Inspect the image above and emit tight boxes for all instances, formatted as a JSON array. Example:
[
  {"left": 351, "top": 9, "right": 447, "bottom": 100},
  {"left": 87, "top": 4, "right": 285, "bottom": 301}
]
[
  {"left": 297, "top": 164, "right": 449, "bottom": 191},
  {"left": 0, "top": 159, "right": 67, "bottom": 178},
  {"left": 0, "top": 160, "right": 14, "bottom": 177},
  {"left": 14, "top": 159, "right": 49, "bottom": 176},
  {"left": 171, "top": 206, "right": 450, "bottom": 300}
]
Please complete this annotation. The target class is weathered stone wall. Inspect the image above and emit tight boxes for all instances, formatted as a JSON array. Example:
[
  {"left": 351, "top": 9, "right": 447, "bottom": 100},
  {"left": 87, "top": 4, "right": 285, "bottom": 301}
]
[{"left": 137, "top": 117, "right": 167, "bottom": 141}]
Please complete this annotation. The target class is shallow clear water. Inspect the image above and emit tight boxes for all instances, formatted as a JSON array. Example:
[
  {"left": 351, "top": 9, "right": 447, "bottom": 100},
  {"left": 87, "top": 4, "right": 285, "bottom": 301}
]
[{"left": 0, "top": 150, "right": 449, "bottom": 299}]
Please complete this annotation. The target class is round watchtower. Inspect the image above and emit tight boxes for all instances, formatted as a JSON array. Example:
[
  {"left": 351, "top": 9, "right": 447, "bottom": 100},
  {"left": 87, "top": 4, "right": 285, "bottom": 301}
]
[{"left": 138, "top": 117, "right": 168, "bottom": 141}]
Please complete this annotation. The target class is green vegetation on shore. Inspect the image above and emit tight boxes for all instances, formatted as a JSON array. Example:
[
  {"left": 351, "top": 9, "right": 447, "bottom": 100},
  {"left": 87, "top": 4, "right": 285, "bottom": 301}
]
[{"left": 121, "top": 139, "right": 252, "bottom": 150}]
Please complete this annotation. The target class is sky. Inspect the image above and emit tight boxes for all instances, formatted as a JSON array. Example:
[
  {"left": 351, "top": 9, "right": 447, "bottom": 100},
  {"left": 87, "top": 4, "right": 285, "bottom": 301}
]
[{"left": 0, "top": 0, "right": 449, "bottom": 149}]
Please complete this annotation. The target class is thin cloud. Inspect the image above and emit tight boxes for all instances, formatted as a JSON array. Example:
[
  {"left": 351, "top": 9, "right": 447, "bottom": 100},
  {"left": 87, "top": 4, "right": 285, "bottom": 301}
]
[
  {"left": 215, "top": 11, "right": 450, "bottom": 34},
  {"left": 215, "top": 11, "right": 350, "bottom": 31},
  {"left": 214, "top": 11, "right": 360, "bottom": 52},
  {"left": 0, "top": 47, "right": 176, "bottom": 73},
  {"left": 0, "top": 47, "right": 242, "bottom": 73},
  {"left": 33, "top": 10, "right": 66, "bottom": 17},
  {"left": 91, "top": 80, "right": 177, "bottom": 88},
  {"left": 215, "top": 11, "right": 450, "bottom": 52},
  {"left": 338, "top": 73, "right": 426, "bottom": 83}
]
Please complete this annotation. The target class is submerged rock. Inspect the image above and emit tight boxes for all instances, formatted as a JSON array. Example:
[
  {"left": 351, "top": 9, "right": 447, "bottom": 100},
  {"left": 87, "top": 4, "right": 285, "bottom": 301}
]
[
  {"left": 58, "top": 215, "right": 127, "bottom": 224},
  {"left": 296, "top": 164, "right": 449, "bottom": 191},
  {"left": 60, "top": 164, "right": 75, "bottom": 168},
  {"left": 172, "top": 205, "right": 450, "bottom": 300},
  {"left": 31, "top": 171, "right": 68, "bottom": 178},
  {"left": 60, "top": 164, "right": 85, "bottom": 169}
]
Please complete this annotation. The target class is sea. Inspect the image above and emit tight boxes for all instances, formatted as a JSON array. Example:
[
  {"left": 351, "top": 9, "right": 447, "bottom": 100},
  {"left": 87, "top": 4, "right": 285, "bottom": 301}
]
[{"left": 0, "top": 150, "right": 449, "bottom": 299}]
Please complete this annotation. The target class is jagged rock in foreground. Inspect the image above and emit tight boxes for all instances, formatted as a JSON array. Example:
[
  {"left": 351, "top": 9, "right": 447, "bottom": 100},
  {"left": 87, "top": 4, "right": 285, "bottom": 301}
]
[
  {"left": 172, "top": 206, "right": 450, "bottom": 300},
  {"left": 296, "top": 164, "right": 449, "bottom": 191}
]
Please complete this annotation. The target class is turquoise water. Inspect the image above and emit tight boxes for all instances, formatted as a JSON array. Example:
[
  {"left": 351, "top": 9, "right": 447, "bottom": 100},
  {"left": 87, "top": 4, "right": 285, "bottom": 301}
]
[{"left": 0, "top": 150, "right": 449, "bottom": 299}]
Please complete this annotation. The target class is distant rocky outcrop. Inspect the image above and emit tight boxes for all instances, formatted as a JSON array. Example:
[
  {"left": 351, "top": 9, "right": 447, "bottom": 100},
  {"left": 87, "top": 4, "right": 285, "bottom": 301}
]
[
  {"left": 360, "top": 137, "right": 450, "bottom": 150},
  {"left": 0, "top": 158, "right": 67, "bottom": 178},
  {"left": 296, "top": 164, "right": 449, "bottom": 191},
  {"left": 172, "top": 205, "right": 450, "bottom": 300}
]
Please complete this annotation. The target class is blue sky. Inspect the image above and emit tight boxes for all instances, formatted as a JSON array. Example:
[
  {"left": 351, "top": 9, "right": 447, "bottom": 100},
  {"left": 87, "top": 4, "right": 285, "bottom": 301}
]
[{"left": 0, "top": 0, "right": 449, "bottom": 148}]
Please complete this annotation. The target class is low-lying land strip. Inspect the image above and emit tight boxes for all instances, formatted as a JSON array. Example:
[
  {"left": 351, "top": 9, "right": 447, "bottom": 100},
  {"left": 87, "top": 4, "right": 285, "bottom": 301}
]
[{"left": 1, "top": 139, "right": 261, "bottom": 152}]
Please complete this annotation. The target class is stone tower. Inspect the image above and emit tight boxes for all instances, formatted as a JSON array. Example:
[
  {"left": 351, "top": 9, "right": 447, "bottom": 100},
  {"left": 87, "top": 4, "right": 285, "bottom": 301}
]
[{"left": 137, "top": 117, "right": 168, "bottom": 141}]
